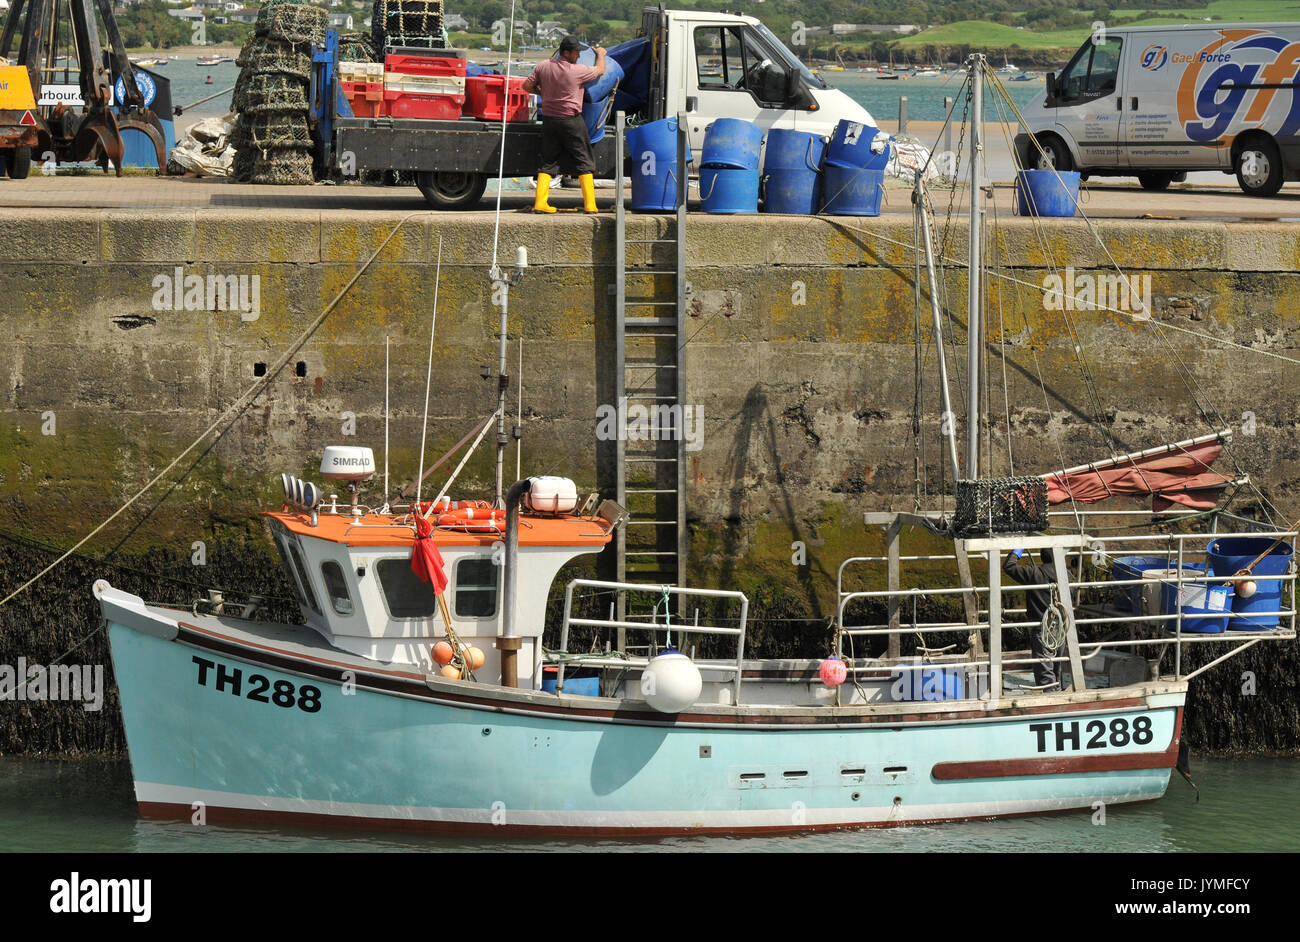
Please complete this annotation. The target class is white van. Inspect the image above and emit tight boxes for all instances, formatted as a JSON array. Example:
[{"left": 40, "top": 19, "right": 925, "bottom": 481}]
[
  {"left": 1014, "top": 23, "right": 1300, "bottom": 196},
  {"left": 642, "top": 7, "right": 876, "bottom": 156}
]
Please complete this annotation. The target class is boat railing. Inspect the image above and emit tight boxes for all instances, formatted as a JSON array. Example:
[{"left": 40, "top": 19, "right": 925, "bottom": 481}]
[
  {"left": 837, "top": 527, "right": 1297, "bottom": 692},
  {"left": 556, "top": 579, "right": 749, "bottom": 704}
]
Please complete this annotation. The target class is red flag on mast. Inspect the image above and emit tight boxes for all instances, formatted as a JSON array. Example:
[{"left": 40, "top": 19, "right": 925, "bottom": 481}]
[{"left": 410, "top": 513, "right": 448, "bottom": 595}]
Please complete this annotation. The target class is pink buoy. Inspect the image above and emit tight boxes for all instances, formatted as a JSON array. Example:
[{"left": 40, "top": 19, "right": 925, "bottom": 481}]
[{"left": 819, "top": 657, "right": 847, "bottom": 687}]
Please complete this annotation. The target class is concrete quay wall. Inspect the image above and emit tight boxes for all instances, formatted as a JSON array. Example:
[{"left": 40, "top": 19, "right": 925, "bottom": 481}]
[{"left": 2, "top": 208, "right": 1299, "bottom": 611}]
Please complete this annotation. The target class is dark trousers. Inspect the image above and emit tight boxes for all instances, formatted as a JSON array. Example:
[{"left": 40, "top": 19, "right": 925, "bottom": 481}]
[
  {"left": 539, "top": 113, "right": 595, "bottom": 177},
  {"left": 1031, "top": 630, "right": 1061, "bottom": 688}
]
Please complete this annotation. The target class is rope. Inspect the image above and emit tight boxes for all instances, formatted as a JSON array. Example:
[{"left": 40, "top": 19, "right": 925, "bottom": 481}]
[
  {"left": 0, "top": 211, "right": 430, "bottom": 609},
  {"left": 488, "top": 0, "right": 519, "bottom": 276}
]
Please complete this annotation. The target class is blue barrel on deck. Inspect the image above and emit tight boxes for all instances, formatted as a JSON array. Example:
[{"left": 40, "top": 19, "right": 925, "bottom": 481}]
[
  {"left": 1160, "top": 564, "right": 1230, "bottom": 634},
  {"left": 700, "top": 166, "right": 758, "bottom": 213},
  {"left": 579, "top": 44, "right": 624, "bottom": 144},
  {"left": 701, "top": 117, "right": 764, "bottom": 170},
  {"left": 1207, "top": 536, "right": 1293, "bottom": 629},
  {"left": 627, "top": 117, "right": 690, "bottom": 212},
  {"left": 1111, "top": 555, "right": 1173, "bottom": 613},
  {"left": 892, "top": 664, "right": 965, "bottom": 701},
  {"left": 825, "top": 119, "right": 892, "bottom": 170},
  {"left": 540, "top": 667, "right": 600, "bottom": 696},
  {"left": 1015, "top": 169, "right": 1080, "bottom": 217},
  {"left": 821, "top": 165, "right": 885, "bottom": 215},
  {"left": 761, "top": 128, "right": 825, "bottom": 215}
]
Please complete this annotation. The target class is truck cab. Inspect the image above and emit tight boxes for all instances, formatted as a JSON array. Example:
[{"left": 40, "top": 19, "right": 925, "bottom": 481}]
[
  {"left": 1016, "top": 23, "right": 1300, "bottom": 196},
  {"left": 641, "top": 7, "right": 876, "bottom": 157}
]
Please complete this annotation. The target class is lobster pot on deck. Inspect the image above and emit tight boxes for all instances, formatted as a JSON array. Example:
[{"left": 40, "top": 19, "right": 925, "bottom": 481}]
[{"left": 950, "top": 477, "right": 1049, "bottom": 538}]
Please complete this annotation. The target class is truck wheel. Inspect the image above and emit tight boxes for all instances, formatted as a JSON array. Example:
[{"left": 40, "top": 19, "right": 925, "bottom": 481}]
[
  {"left": 1028, "top": 135, "right": 1072, "bottom": 172},
  {"left": 5, "top": 147, "right": 31, "bottom": 180},
  {"left": 1236, "top": 137, "right": 1283, "bottom": 197},
  {"left": 1137, "top": 172, "right": 1173, "bottom": 191},
  {"left": 416, "top": 171, "right": 487, "bottom": 210}
]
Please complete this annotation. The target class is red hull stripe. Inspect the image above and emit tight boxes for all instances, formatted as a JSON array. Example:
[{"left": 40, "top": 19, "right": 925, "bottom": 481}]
[{"left": 931, "top": 713, "right": 1182, "bottom": 780}]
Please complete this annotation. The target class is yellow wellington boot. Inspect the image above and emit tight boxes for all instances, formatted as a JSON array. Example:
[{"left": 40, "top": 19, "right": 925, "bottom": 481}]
[
  {"left": 580, "top": 173, "right": 598, "bottom": 213},
  {"left": 534, "top": 173, "right": 557, "bottom": 213}
]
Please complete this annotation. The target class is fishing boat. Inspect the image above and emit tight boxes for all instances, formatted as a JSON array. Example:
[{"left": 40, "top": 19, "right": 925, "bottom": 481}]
[
  {"left": 196, "top": 54, "right": 229, "bottom": 67},
  {"left": 95, "top": 56, "right": 1297, "bottom": 836}
]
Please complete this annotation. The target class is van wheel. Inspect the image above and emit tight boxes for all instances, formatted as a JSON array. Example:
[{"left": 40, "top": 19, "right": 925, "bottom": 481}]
[
  {"left": 1236, "top": 137, "right": 1283, "bottom": 197},
  {"left": 5, "top": 147, "right": 31, "bottom": 180},
  {"left": 416, "top": 171, "right": 487, "bottom": 210},
  {"left": 1029, "top": 136, "right": 1072, "bottom": 172},
  {"left": 1137, "top": 172, "right": 1173, "bottom": 191}
]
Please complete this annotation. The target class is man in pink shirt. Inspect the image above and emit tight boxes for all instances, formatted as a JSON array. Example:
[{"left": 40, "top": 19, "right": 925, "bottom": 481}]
[{"left": 522, "top": 36, "right": 606, "bottom": 213}]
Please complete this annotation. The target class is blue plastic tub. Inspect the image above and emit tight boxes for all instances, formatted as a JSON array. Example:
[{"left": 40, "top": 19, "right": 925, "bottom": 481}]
[
  {"left": 626, "top": 117, "right": 691, "bottom": 166},
  {"left": 825, "top": 120, "right": 892, "bottom": 170},
  {"left": 578, "top": 45, "right": 624, "bottom": 144},
  {"left": 1161, "top": 575, "right": 1231, "bottom": 634},
  {"left": 821, "top": 166, "right": 885, "bottom": 215},
  {"left": 1111, "top": 555, "right": 1175, "bottom": 613},
  {"left": 701, "top": 118, "right": 764, "bottom": 170},
  {"left": 1207, "top": 536, "right": 1293, "bottom": 630},
  {"left": 627, "top": 117, "right": 689, "bottom": 212},
  {"left": 700, "top": 167, "right": 759, "bottom": 213},
  {"left": 893, "top": 665, "right": 965, "bottom": 702},
  {"left": 541, "top": 668, "right": 599, "bottom": 697},
  {"left": 1015, "top": 169, "right": 1080, "bottom": 217},
  {"left": 763, "top": 168, "right": 822, "bottom": 214},
  {"left": 764, "top": 128, "right": 827, "bottom": 172}
]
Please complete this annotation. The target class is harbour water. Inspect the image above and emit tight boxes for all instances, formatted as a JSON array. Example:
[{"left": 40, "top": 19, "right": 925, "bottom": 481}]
[
  {"left": 167, "top": 58, "right": 1042, "bottom": 128},
  {"left": 1, "top": 755, "right": 1294, "bottom": 852}
]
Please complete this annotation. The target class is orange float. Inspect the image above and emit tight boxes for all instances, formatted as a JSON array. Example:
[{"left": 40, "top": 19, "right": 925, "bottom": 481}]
[
  {"left": 465, "top": 645, "right": 486, "bottom": 670},
  {"left": 432, "top": 640, "right": 455, "bottom": 666}
]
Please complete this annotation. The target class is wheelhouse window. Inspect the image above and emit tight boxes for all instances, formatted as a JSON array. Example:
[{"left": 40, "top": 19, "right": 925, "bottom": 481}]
[
  {"left": 455, "top": 557, "right": 500, "bottom": 618},
  {"left": 1057, "top": 37, "right": 1122, "bottom": 103},
  {"left": 276, "top": 531, "right": 321, "bottom": 616},
  {"left": 320, "top": 560, "right": 353, "bottom": 615},
  {"left": 376, "top": 558, "right": 438, "bottom": 619}
]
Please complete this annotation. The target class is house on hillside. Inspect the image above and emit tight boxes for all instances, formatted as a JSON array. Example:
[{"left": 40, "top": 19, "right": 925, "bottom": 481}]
[{"left": 327, "top": 11, "right": 353, "bottom": 29}]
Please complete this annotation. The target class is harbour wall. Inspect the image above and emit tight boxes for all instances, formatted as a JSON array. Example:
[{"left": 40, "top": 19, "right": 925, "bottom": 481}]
[{"left": 1, "top": 208, "right": 1299, "bottom": 755}]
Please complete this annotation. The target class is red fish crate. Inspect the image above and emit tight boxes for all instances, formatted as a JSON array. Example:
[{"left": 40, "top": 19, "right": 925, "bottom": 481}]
[
  {"left": 341, "top": 80, "right": 385, "bottom": 118},
  {"left": 464, "top": 74, "right": 531, "bottom": 122},
  {"left": 382, "top": 88, "right": 464, "bottom": 120},
  {"left": 383, "top": 52, "right": 467, "bottom": 79}
]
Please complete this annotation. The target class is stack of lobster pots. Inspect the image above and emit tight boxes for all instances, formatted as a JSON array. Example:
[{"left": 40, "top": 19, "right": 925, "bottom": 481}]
[
  {"left": 372, "top": 0, "right": 444, "bottom": 51},
  {"left": 230, "top": 0, "right": 328, "bottom": 184}
]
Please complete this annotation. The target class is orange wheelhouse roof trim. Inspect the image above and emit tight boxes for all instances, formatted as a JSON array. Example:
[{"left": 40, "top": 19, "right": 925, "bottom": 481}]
[{"left": 263, "top": 509, "right": 615, "bottom": 549}]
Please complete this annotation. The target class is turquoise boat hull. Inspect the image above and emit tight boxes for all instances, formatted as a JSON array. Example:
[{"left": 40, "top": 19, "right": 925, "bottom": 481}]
[{"left": 104, "top": 594, "right": 1185, "bottom": 835}]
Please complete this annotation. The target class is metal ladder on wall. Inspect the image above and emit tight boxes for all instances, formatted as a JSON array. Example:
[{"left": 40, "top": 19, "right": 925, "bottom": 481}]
[{"left": 612, "top": 111, "right": 688, "bottom": 594}]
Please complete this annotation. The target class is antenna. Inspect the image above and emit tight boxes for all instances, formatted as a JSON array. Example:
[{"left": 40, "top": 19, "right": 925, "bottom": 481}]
[
  {"left": 516, "top": 336, "right": 523, "bottom": 481},
  {"left": 417, "top": 236, "right": 444, "bottom": 511}
]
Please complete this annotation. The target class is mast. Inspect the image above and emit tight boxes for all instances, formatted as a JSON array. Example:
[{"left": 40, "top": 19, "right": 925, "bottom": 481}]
[
  {"left": 916, "top": 174, "right": 961, "bottom": 483},
  {"left": 965, "top": 54, "right": 984, "bottom": 479}
]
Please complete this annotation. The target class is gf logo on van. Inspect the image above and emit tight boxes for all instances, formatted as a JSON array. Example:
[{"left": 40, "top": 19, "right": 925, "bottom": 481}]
[{"left": 1141, "top": 43, "right": 1168, "bottom": 71}]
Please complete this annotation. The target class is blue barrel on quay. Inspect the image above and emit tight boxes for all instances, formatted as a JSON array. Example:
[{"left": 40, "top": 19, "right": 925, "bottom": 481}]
[
  {"left": 1207, "top": 536, "right": 1294, "bottom": 629},
  {"left": 763, "top": 169, "right": 821, "bottom": 214},
  {"left": 762, "top": 128, "right": 825, "bottom": 215},
  {"left": 627, "top": 117, "right": 688, "bottom": 212},
  {"left": 1015, "top": 169, "right": 1080, "bottom": 217},
  {"left": 821, "top": 165, "right": 884, "bottom": 215},
  {"left": 825, "top": 120, "right": 891, "bottom": 169},
  {"left": 764, "top": 127, "right": 827, "bottom": 172},
  {"left": 700, "top": 167, "right": 758, "bottom": 213},
  {"left": 701, "top": 118, "right": 764, "bottom": 170}
]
